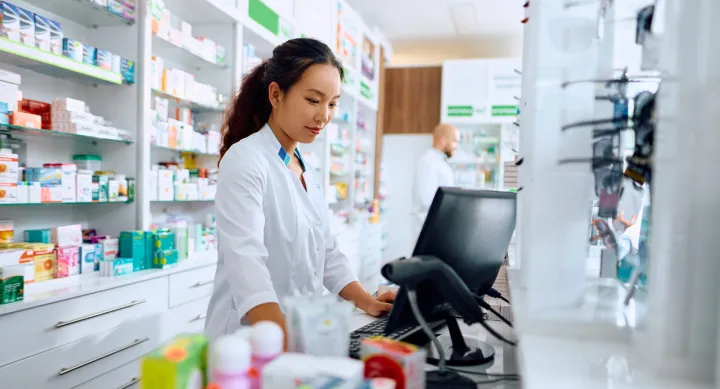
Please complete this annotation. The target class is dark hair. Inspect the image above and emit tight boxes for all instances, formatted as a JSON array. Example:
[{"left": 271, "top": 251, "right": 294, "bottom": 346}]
[{"left": 219, "top": 38, "right": 344, "bottom": 161}]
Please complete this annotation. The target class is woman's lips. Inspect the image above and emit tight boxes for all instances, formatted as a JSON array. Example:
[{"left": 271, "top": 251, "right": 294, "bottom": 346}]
[{"left": 307, "top": 127, "right": 321, "bottom": 135}]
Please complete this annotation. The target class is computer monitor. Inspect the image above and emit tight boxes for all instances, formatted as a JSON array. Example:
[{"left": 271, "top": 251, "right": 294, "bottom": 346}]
[{"left": 383, "top": 188, "right": 517, "bottom": 365}]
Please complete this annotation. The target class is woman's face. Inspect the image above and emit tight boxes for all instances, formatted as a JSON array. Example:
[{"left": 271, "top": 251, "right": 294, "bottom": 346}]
[{"left": 269, "top": 63, "right": 342, "bottom": 144}]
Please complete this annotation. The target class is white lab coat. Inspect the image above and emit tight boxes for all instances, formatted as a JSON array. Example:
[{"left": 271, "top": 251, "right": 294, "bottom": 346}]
[
  {"left": 410, "top": 148, "right": 455, "bottom": 245},
  {"left": 205, "top": 124, "right": 358, "bottom": 342}
]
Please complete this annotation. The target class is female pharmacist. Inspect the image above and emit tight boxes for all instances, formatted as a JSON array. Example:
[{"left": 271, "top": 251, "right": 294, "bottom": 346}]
[{"left": 205, "top": 38, "right": 396, "bottom": 345}]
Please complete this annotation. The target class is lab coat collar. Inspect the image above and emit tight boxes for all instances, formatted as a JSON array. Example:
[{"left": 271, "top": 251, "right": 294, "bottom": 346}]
[
  {"left": 430, "top": 147, "right": 449, "bottom": 161},
  {"left": 260, "top": 124, "right": 305, "bottom": 171}
]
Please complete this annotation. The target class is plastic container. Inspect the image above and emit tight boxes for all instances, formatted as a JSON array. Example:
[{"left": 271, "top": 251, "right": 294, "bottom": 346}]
[
  {"left": 210, "top": 335, "right": 251, "bottom": 389},
  {"left": 72, "top": 154, "right": 102, "bottom": 172},
  {"left": 250, "top": 321, "right": 284, "bottom": 389}
]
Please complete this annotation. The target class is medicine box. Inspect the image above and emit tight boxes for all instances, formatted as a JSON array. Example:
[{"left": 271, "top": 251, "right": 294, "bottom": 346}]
[
  {"left": 0, "top": 151, "right": 18, "bottom": 184},
  {"left": 47, "top": 18, "right": 62, "bottom": 55},
  {"left": 30, "top": 243, "right": 55, "bottom": 282},
  {"left": 108, "top": 0, "right": 135, "bottom": 22},
  {"left": 56, "top": 246, "right": 80, "bottom": 278},
  {"left": 140, "top": 334, "right": 208, "bottom": 389},
  {"left": 82, "top": 44, "right": 96, "bottom": 65},
  {"left": 152, "top": 249, "right": 177, "bottom": 269},
  {"left": 119, "top": 230, "right": 146, "bottom": 271},
  {"left": 121, "top": 58, "right": 135, "bottom": 84},
  {"left": 0, "top": 264, "right": 23, "bottom": 304},
  {"left": 80, "top": 243, "right": 97, "bottom": 273},
  {"left": 102, "top": 237, "right": 118, "bottom": 260},
  {"left": 361, "top": 337, "right": 427, "bottom": 389},
  {"left": 16, "top": 6, "right": 33, "bottom": 46},
  {"left": 33, "top": 13, "right": 50, "bottom": 51},
  {"left": 76, "top": 170, "right": 93, "bottom": 202},
  {"left": 0, "top": 2, "right": 20, "bottom": 42},
  {"left": 24, "top": 228, "right": 50, "bottom": 244},
  {"left": 62, "top": 38, "right": 83, "bottom": 62},
  {"left": 53, "top": 97, "right": 86, "bottom": 113},
  {"left": 52, "top": 224, "right": 82, "bottom": 247},
  {"left": 96, "top": 49, "right": 112, "bottom": 70},
  {"left": 10, "top": 112, "right": 41, "bottom": 128},
  {"left": 0, "top": 248, "right": 34, "bottom": 284},
  {"left": 263, "top": 353, "right": 364, "bottom": 389},
  {"left": 0, "top": 182, "right": 16, "bottom": 204},
  {"left": 100, "top": 256, "right": 133, "bottom": 276}
]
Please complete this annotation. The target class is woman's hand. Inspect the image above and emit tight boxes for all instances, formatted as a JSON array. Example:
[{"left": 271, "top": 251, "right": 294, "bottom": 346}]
[{"left": 363, "top": 290, "right": 398, "bottom": 317}]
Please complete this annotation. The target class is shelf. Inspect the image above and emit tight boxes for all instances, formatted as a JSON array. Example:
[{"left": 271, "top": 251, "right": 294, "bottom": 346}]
[
  {"left": 152, "top": 34, "right": 227, "bottom": 70},
  {"left": 242, "top": 18, "right": 281, "bottom": 59},
  {"left": 0, "top": 124, "right": 133, "bottom": 144},
  {"left": 151, "top": 199, "right": 215, "bottom": 203},
  {"left": 0, "top": 201, "right": 133, "bottom": 207},
  {"left": 0, "top": 38, "right": 124, "bottom": 85},
  {"left": 151, "top": 89, "right": 224, "bottom": 113},
  {"left": 23, "top": 0, "right": 134, "bottom": 28},
  {"left": 162, "top": 0, "right": 241, "bottom": 24},
  {"left": 152, "top": 144, "right": 219, "bottom": 157}
]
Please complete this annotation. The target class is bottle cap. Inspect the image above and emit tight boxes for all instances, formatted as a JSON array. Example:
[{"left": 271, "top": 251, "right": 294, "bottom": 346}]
[
  {"left": 234, "top": 326, "right": 254, "bottom": 341},
  {"left": 211, "top": 335, "right": 251, "bottom": 374},
  {"left": 251, "top": 321, "right": 284, "bottom": 358}
]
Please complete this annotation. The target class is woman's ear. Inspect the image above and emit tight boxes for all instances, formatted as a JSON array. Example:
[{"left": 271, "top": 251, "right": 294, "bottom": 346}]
[{"left": 268, "top": 81, "right": 283, "bottom": 108}]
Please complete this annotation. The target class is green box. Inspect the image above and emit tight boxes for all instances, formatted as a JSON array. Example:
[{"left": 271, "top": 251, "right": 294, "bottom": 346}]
[
  {"left": 0, "top": 265, "right": 24, "bottom": 304},
  {"left": 154, "top": 229, "right": 175, "bottom": 252},
  {"left": 140, "top": 334, "right": 208, "bottom": 389},
  {"left": 120, "top": 230, "right": 146, "bottom": 271},
  {"left": 23, "top": 229, "right": 51, "bottom": 244},
  {"left": 153, "top": 249, "right": 178, "bottom": 269}
]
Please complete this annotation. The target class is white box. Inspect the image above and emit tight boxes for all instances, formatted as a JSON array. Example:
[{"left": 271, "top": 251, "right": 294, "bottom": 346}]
[
  {"left": 59, "top": 164, "right": 77, "bottom": 202},
  {"left": 148, "top": 169, "right": 158, "bottom": 201},
  {"left": 76, "top": 170, "right": 93, "bottom": 202},
  {"left": 0, "top": 151, "right": 18, "bottom": 184},
  {"left": 158, "top": 170, "right": 174, "bottom": 201},
  {"left": 52, "top": 98, "right": 86, "bottom": 113},
  {"left": 262, "top": 353, "right": 364, "bottom": 389},
  {"left": 52, "top": 224, "right": 82, "bottom": 247},
  {"left": 0, "top": 69, "right": 21, "bottom": 85},
  {"left": 0, "top": 82, "right": 19, "bottom": 112},
  {"left": 28, "top": 182, "right": 40, "bottom": 203},
  {"left": 51, "top": 110, "right": 94, "bottom": 123},
  {"left": 0, "top": 183, "right": 17, "bottom": 203},
  {"left": 16, "top": 183, "right": 28, "bottom": 203}
]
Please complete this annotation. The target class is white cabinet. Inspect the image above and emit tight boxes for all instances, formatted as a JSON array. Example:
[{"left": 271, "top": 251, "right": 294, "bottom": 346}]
[{"left": 0, "top": 262, "right": 216, "bottom": 389}]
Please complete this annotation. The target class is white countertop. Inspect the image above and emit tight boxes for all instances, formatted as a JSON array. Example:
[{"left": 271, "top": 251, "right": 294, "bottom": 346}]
[{"left": 0, "top": 251, "right": 218, "bottom": 316}]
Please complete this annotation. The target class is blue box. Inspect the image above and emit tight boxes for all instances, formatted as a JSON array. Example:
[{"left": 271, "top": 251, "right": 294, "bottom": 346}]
[
  {"left": 16, "top": 7, "right": 34, "bottom": 46},
  {"left": 47, "top": 18, "right": 62, "bottom": 55},
  {"left": 33, "top": 13, "right": 50, "bottom": 51},
  {"left": 63, "top": 38, "right": 83, "bottom": 62},
  {"left": 121, "top": 58, "right": 135, "bottom": 84},
  {"left": 0, "top": 2, "right": 21, "bottom": 42},
  {"left": 82, "top": 44, "right": 96, "bottom": 65},
  {"left": 96, "top": 49, "right": 111, "bottom": 70}
]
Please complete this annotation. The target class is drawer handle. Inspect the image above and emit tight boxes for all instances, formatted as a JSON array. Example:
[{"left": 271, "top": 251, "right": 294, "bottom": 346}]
[
  {"left": 59, "top": 338, "right": 149, "bottom": 376},
  {"left": 118, "top": 377, "right": 141, "bottom": 389},
  {"left": 55, "top": 300, "right": 147, "bottom": 328},
  {"left": 189, "top": 313, "right": 207, "bottom": 323},
  {"left": 190, "top": 280, "right": 213, "bottom": 288}
]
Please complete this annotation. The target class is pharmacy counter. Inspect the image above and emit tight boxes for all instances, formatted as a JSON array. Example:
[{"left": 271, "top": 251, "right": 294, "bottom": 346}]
[
  {"left": 506, "top": 268, "right": 712, "bottom": 389},
  {"left": 0, "top": 250, "right": 218, "bottom": 389},
  {"left": 350, "top": 312, "right": 521, "bottom": 388}
]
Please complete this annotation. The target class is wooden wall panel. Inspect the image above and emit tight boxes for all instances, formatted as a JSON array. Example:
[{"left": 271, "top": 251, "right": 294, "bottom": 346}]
[{"left": 382, "top": 66, "right": 442, "bottom": 134}]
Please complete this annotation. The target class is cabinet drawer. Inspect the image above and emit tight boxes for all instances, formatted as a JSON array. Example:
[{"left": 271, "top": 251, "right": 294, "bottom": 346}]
[
  {"left": 0, "top": 315, "right": 160, "bottom": 389},
  {"left": 162, "top": 296, "right": 211, "bottom": 341},
  {"left": 72, "top": 360, "right": 140, "bottom": 389},
  {"left": 168, "top": 265, "right": 217, "bottom": 308},
  {"left": 0, "top": 277, "right": 168, "bottom": 367}
]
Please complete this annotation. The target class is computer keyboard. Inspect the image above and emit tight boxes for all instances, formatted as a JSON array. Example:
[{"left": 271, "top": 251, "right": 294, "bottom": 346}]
[{"left": 348, "top": 318, "right": 446, "bottom": 359}]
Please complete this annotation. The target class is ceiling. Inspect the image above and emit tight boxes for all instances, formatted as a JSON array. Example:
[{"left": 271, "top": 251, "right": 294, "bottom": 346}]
[{"left": 345, "top": 0, "right": 525, "bottom": 42}]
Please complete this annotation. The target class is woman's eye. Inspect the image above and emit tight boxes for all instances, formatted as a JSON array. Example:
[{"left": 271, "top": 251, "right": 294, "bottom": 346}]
[
  {"left": 329, "top": 103, "right": 337, "bottom": 108},
  {"left": 306, "top": 98, "right": 320, "bottom": 104}
]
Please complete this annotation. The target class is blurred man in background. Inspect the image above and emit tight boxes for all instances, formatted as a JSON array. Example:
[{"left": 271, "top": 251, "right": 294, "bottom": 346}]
[{"left": 410, "top": 124, "right": 459, "bottom": 243}]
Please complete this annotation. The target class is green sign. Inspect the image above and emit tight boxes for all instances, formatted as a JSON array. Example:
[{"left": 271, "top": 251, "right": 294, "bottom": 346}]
[
  {"left": 447, "top": 105, "right": 474, "bottom": 117},
  {"left": 491, "top": 105, "right": 518, "bottom": 117},
  {"left": 249, "top": 0, "right": 279, "bottom": 35}
]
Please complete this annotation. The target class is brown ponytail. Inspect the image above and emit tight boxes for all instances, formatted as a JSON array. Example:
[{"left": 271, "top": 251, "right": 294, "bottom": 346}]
[{"left": 218, "top": 38, "right": 344, "bottom": 162}]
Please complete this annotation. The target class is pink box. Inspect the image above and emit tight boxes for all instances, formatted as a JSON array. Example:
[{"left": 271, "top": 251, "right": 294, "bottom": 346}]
[
  {"left": 52, "top": 224, "right": 82, "bottom": 247},
  {"left": 56, "top": 246, "right": 80, "bottom": 278}
]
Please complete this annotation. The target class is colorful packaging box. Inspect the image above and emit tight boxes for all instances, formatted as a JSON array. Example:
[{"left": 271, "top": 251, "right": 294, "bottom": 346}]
[
  {"left": 152, "top": 249, "right": 177, "bottom": 269},
  {"left": 62, "top": 38, "right": 83, "bottom": 62},
  {"left": 82, "top": 44, "right": 96, "bottom": 65},
  {"left": 0, "top": 2, "right": 20, "bottom": 42},
  {"left": 48, "top": 19, "right": 62, "bottom": 55},
  {"left": 140, "top": 334, "right": 208, "bottom": 389},
  {"left": 102, "top": 237, "right": 118, "bottom": 260},
  {"left": 29, "top": 243, "right": 55, "bottom": 282},
  {"left": 80, "top": 243, "right": 97, "bottom": 273},
  {"left": 56, "top": 246, "right": 80, "bottom": 278},
  {"left": 108, "top": 0, "right": 135, "bottom": 22},
  {"left": 361, "top": 337, "right": 426, "bottom": 389},
  {"left": 24, "top": 228, "right": 50, "bottom": 244},
  {"left": 52, "top": 224, "right": 82, "bottom": 247},
  {"left": 96, "top": 49, "right": 112, "bottom": 70},
  {"left": 0, "top": 264, "right": 23, "bottom": 304},
  {"left": 121, "top": 58, "right": 135, "bottom": 84},
  {"left": 119, "top": 230, "right": 146, "bottom": 271},
  {"left": 100, "top": 256, "right": 133, "bottom": 276},
  {"left": 0, "top": 247, "right": 34, "bottom": 284},
  {"left": 154, "top": 229, "right": 174, "bottom": 252}
]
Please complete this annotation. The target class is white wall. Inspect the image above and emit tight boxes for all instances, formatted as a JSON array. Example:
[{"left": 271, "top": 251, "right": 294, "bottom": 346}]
[
  {"left": 381, "top": 134, "right": 432, "bottom": 261},
  {"left": 390, "top": 36, "right": 524, "bottom": 66}
]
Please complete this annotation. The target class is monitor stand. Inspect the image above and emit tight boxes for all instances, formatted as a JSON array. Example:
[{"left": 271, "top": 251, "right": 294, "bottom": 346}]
[{"left": 425, "top": 314, "right": 495, "bottom": 366}]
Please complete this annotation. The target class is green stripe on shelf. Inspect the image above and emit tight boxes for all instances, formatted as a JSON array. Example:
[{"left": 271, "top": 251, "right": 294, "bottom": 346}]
[
  {"left": 360, "top": 81, "right": 373, "bottom": 99},
  {"left": 249, "top": 0, "right": 280, "bottom": 36},
  {"left": 0, "top": 37, "right": 122, "bottom": 84},
  {"left": 447, "top": 105, "right": 474, "bottom": 117},
  {"left": 491, "top": 105, "right": 518, "bottom": 116}
]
